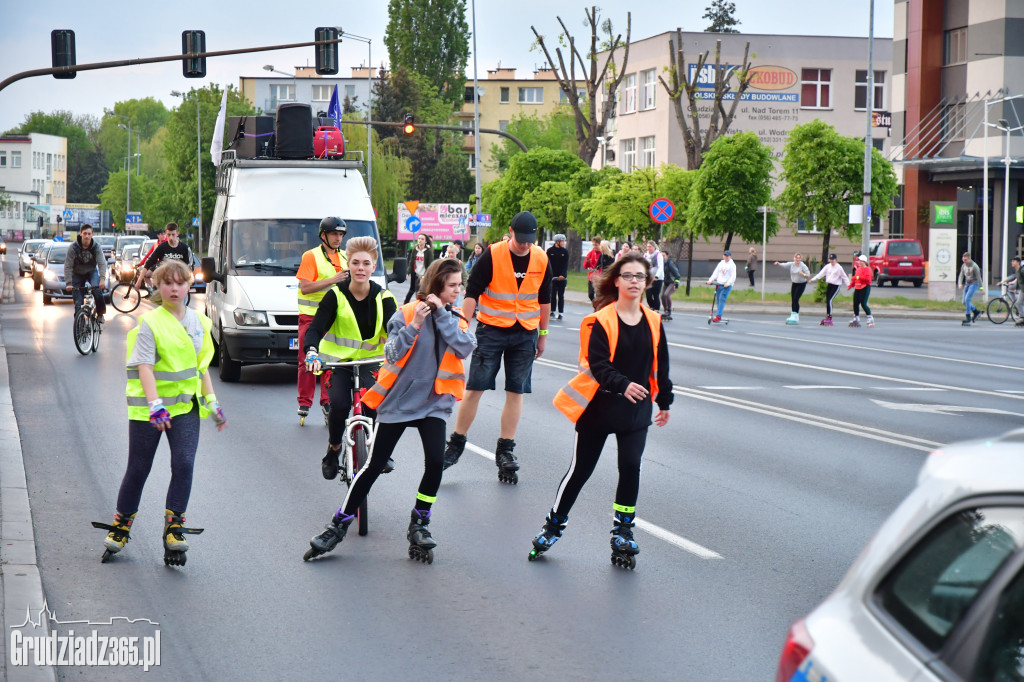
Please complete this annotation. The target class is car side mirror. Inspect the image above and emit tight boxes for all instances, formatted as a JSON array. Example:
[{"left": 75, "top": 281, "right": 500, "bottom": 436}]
[
  {"left": 388, "top": 256, "right": 408, "bottom": 284},
  {"left": 201, "top": 257, "right": 225, "bottom": 285}
]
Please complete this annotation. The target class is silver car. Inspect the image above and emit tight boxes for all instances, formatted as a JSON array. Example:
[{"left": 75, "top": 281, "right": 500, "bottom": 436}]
[
  {"left": 18, "top": 239, "right": 48, "bottom": 277},
  {"left": 40, "top": 243, "right": 74, "bottom": 305},
  {"left": 778, "top": 428, "right": 1024, "bottom": 682}
]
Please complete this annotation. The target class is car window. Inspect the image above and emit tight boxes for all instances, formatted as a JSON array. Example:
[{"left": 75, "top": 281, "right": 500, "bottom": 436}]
[
  {"left": 48, "top": 246, "right": 70, "bottom": 264},
  {"left": 875, "top": 507, "right": 1024, "bottom": 652},
  {"left": 869, "top": 242, "right": 881, "bottom": 256},
  {"left": 972, "top": 564, "right": 1024, "bottom": 682},
  {"left": 889, "top": 241, "right": 922, "bottom": 256}
]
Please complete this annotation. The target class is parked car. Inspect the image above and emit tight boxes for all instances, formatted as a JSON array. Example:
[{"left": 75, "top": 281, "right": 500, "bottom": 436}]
[
  {"left": 18, "top": 239, "right": 48, "bottom": 277},
  {"left": 114, "top": 244, "right": 142, "bottom": 282},
  {"left": 777, "top": 427, "right": 1024, "bottom": 682},
  {"left": 39, "top": 243, "right": 74, "bottom": 305},
  {"left": 0, "top": 236, "right": 6, "bottom": 255},
  {"left": 93, "top": 234, "right": 117, "bottom": 259},
  {"left": 31, "top": 242, "right": 53, "bottom": 290},
  {"left": 868, "top": 238, "right": 925, "bottom": 287}
]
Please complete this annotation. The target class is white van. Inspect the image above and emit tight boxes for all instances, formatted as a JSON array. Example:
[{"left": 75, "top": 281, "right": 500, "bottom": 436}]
[{"left": 203, "top": 151, "right": 405, "bottom": 382}]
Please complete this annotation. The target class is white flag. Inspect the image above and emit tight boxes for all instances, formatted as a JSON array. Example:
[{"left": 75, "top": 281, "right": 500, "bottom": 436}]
[{"left": 210, "top": 89, "right": 228, "bottom": 166}]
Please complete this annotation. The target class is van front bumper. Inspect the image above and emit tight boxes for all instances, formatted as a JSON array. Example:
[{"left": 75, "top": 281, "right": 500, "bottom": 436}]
[{"left": 222, "top": 328, "right": 299, "bottom": 364}]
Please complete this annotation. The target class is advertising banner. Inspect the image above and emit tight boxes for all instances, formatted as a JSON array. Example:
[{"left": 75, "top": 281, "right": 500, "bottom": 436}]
[
  {"left": 397, "top": 203, "right": 472, "bottom": 242},
  {"left": 928, "top": 226, "right": 958, "bottom": 302}
]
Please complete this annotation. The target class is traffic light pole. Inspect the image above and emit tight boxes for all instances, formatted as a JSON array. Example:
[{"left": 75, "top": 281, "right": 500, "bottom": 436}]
[
  {"left": 0, "top": 38, "right": 343, "bottom": 93},
  {"left": 340, "top": 120, "right": 528, "bottom": 152}
]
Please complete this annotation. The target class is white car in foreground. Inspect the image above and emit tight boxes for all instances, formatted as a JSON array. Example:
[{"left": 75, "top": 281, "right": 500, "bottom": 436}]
[{"left": 778, "top": 428, "right": 1024, "bottom": 682}]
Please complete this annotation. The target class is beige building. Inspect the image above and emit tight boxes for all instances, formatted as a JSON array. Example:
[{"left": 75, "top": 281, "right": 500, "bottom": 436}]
[
  {"left": 598, "top": 31, "right": 893, "bottom": 266},
  {"left": 0, "top": 132, "right": 68, "bottom": 237}
]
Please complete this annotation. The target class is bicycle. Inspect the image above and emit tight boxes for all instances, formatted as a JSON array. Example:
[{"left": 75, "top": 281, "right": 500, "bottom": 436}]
[
  {"left": 110, "top": 277, "right": 190, "bottom": 314},
  {"left": 72, "top": 285, "right": 103, "bottom": 355},
  {"left": 302, "top": 357, "right": 382, "bottom": 560},
  {"left": 986, "top": 285, "right": 1021, "bottom": 325}
]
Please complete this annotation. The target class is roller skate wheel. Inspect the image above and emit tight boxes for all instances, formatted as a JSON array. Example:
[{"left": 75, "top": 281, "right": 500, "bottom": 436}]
[
  {"left": 303, "top": 547, "right": 320, "bottom": 562},
  {"left": 101, "top": 549, "right": 115, "bottom": 563},
  {"left": 611, "top": 553, "right": 636, "bottom": 570},
  {"left": 300, "top": 416, "right": 306, "bottom": 426},
  {"left": 409, "top": 546, "right": 434, "bottom": 564},
  {"left": 498, "top": 470, "right": 518, "bottom": 485},
  {"left": 164, "top": 550, "right": 187, "bottom": 567},
  {"left": 528, "top": 549, "right": 543, "bottom": 562}
]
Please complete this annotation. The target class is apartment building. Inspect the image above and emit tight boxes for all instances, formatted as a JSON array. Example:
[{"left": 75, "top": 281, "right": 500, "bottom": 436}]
[
  {"left": 239, "top": 66, "right": 378, "bottom": 117},
  {"left": 0, "top": 132, "right": 68, "bottom": 237}
]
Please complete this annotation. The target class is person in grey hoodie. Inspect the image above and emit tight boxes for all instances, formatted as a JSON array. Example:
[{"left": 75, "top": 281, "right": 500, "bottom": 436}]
[
  {"left": 306, "top": 258, "right": 476, "bottom": 562},
  {"left": 63, "top": 224, "right": 108, "bottom": 320}
]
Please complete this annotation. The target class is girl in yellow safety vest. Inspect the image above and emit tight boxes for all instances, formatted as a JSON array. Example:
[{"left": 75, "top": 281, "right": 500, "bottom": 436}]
[
  {"left": 101, "top": 259, "right": 227, "bottom": 567},
  {"left": 305, "top": 258, "right": 476, "bottom": 563},
  {"left": 530, "top": 253, "right": 672, "bottom": 569}
]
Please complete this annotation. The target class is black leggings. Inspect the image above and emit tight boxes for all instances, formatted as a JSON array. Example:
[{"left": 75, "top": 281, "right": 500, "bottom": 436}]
[
  {"left": 790, "top": 281, "right": 807, "bottom": 313},
  {"left": 549, "top": 426, "right": 649, "bottom": 517},
  {"left": 550, "top": 278, "right": 566, "bottom": 314},
  {"left": 646, "top": 280, "right": 663, "bottom": 311},
  {"left": 116, "top": 404, "right": 201, "bottom": 515},
  {"left": 341, "top": 417, "right": 446, "bottom": 516},
  {"left": 853, "top": 287, "right": 872, "bottom": 317},
  {"left": 404, "top": 272, "right": 421, "bottom": 304},
  {"left": 326, "top": 364, "right": 378, "bottom": 446},
  {"left": 825, "top": 283, "right": 841, "bottom": 317}
]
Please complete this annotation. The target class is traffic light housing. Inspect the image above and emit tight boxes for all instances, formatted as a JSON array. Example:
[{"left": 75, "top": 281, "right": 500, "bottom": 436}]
[
  {"left": 50, "top": 30, "right": 76, "bottom": 79},
  {"left": 403, "top": 114, "right": 415, "bottom": 135},
  {"left": 181, "top": 30, "right": 207, "bottom": 78},
  {"left": 315, "top": 27, "right": 339, "bottom": 75}
]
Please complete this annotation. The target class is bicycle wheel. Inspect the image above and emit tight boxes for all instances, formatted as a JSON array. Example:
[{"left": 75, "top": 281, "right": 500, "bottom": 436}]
[
  {"left": 987, "top": 297, "right": 1011, "bottom": 324},
  {"left": 73, "top": 310, "right": 94, "bottom": 355},
  {"left": 91, "top": 315, "right": 101, "bottom": 353},
  {"left": 352, "top": 426, "right": 369, "bottom": 536},
  {"left": 110, "top": 283, "right": 141, "bottom": 313}
]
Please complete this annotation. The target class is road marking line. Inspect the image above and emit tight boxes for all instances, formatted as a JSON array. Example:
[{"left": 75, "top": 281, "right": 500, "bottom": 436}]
[
  {"left": 465, "top": 440, "right": 722, "bottom": 558},
  {"left": 785, "top": 385, "right": 861, "bottom": 390},
  {"left": 998, "top": 390, "right": 1024, "bottom": 394},
  {"left": 872, "top": 387, "right": 945, "bottom": 391},
  {"left": 668, "top": 341, "right": 1024, "bottom": 401},
  {"left": 746, "top": 331, "right": 1024, "bottom": 372},
  {"left": 699, "top": 386, "right": 764, "bottom": 390}
]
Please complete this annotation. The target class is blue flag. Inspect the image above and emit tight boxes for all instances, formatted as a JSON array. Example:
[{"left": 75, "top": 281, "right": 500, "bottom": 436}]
[{"left": 327, "top": 84, "right": 342, "bottom": 126}]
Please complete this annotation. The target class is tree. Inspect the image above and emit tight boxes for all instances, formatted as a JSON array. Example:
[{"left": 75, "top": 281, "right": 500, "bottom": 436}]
[
  {"left": 531, "top": 7, "right": 631, "bottom": 165},
  {"left": 7, "top": 110, "right": 108, "bottom": 203},
  {"left": 686, "top": 131, "right": 776, "bottom": 251},
  {"left": 704, "top": 0, "right": 741, "bottom": 33},
  {"left": 659, "top": 30, "right": 754, "bottom": 170},
  {"left": 524, "top": 181, "right": 573, "bottom": 236},
  {"left": 384, "top": 0, "right": 470, "bottom": 108},
  {"left": 98, "top": 98, "right": 170, "bottom": 171},
  {"left": 488, "top": 107, "right": 577, "bottom": 173},
  {"left": 420, "top": 145, "right": 474, "bottom": 203},
  {"left": 98, "top": 169, "right": 155, "bottom": 231},
  {"left": 776, "top": 119, "right": 899, "bottom": 265},
  {"left": 579, "top": 167, "right": 663, "bottom": 242},
  {"left": 339, "top": 113, "right": 411, "bottom": 244},
  {"left": 0, "top": 189, "right": 11, "bottom": 211}
]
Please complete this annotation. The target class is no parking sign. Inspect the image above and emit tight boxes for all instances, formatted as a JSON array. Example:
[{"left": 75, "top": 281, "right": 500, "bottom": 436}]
[{"left": 649, "top": 198, "right": 674, "bottom": 224}]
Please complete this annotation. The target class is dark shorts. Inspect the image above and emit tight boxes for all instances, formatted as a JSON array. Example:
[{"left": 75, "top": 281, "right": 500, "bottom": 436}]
[{"left": 466, "top": 323, "right": 537, "bottom": 394}]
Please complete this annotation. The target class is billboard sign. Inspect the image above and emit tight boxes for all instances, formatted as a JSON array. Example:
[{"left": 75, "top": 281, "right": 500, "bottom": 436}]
[{"left": 397, "top": 203, "right": 472, "bottom": 241}]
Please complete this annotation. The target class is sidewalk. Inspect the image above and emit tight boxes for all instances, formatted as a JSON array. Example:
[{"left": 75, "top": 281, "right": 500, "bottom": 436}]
[{"left": 0, "top": 269, "right": 57, "bottom": 681}]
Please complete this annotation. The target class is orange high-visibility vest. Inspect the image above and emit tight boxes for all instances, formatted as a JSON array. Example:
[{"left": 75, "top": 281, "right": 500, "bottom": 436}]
[
  {"left": 476, "top": 239, "right": 549, "bottom": 330},
  {"left": 362, "top": 302, "right": 470, "bottom": 409},
  {"left": 552, "top": 304, "right": 661, "bottom": 423}
]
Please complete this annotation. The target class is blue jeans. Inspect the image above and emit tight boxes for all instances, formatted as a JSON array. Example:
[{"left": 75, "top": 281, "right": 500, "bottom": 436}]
[
  {"left": 715, "top": 285, "right": 732, "bottom": 317},
  {"left": 71, "top": 270, "right": 107, "bottom": 318},
  {"left": 963, "top": 283, "right": 979, "bottom": 316}
]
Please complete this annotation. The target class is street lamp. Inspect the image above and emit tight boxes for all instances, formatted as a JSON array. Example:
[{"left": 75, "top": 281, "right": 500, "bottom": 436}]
[
  {"left": 171, "top": 90, "right": 203, "bottom": 255},
  {"left": 262, "top": 64, "right": 294, "bottom": 78},
  {"left": 104, "top": 110, "right": 136, "bottom": 222},
  {"left": 337, "top": 30, "right": 374, "bottom": 199},
  {"left": 117, "top": 124, "right": 140, "bottom": 175}
]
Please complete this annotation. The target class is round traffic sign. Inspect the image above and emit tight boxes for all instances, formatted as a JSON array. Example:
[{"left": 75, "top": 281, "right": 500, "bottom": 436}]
[
  {"left": 406, "top": 216, "right": 422, "bottom": 233},
  {"left": 649, "top": 198, "right": 675, "bottom": 224}
]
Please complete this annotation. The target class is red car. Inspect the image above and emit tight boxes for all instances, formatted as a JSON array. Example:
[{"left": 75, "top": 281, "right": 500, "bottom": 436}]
[{"left": 868, "top": 239, "right": 925, "bottom": 287}]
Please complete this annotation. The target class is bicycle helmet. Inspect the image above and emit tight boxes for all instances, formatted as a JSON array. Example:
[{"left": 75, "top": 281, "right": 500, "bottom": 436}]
[{"left": 319, "top": 217, "right": 347, "bottom": 234}]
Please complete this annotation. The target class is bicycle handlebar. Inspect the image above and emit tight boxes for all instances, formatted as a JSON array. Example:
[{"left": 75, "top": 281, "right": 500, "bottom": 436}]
[{"left": 323, "top": 357, "right": 385, "bottom": 368}]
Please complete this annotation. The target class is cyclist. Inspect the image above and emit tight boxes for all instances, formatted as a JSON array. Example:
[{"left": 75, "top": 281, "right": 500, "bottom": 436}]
[
  {"left": 138, "top": 223, "right": 192, "bottom": 290},
  {"left": 302, "top": 236, "right": 395, "bottom": 479},
  {"left": 306, "top": 258, "right": 476, "bottom": 561},
  {"left": 997, "top": 256, "right": 1023, "bottom": 326},
  {"left": 296, "top": 217, "right": 350, "bottom": 423},
  {"left": 64, "top": 224, "right": 108, "bottom": 322}
]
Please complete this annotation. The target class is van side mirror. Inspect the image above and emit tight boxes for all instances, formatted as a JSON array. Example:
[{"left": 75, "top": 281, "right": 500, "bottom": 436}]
[
  {"left": 388, "top": 256, "right": 408, "bottom": 284},
  {"left": 202, "top": 257, "right": 225, "bottom": 285}
]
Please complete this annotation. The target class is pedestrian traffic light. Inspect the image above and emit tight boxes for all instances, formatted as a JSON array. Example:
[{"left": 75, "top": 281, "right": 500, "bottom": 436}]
[
  {"left": 181, "top": 30, "right": 207, "bottom": 78},
  {"left": 50, "top": 30, "right": 76, "bottom": 79},
  {"left": 403, "top": 114, "right": 415, "bottom": 135},
  {"left": 315, "top": 27, "right": 340, "bottom": 75}
]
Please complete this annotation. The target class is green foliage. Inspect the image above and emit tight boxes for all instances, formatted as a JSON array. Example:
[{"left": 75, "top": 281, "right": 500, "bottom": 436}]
[
  {"left": 341, "top": 114, "right": 410, "bottom": 242},
  {"left": 0, "top": 189, "right": 11, "bottom": 210},
  {"left": 98, "top": 98, "right": 170, "bottom": 171},
  {"left": 658, "top": 165, "right": 696, "bottom": 240},
  {"left": 421, "top": 145, "right": 475, "bottom": 203},
  {"left": 776, "top": 119, "right": 899, "bottom": 264},
  {"left": 384, "top": 0, "right": 470, "bottom": 108},
  {"left": 579, "top": 167, "right": 662, "bottom": 241},
  {"left": 481, "top": 148, "right": 588, "bottom": 240},
  {"left": 98, "top": 170, "right": 155, "bottom": 230},
  {"left": 704, "top": 0, "right": 741, "bottom": 33},
  {"left": 686, "top": 131, "right": 776, "bottom": 247},
  {"left": 524, "top": 181, "right": 572, "bottom": 234},
  {"left": 487, "top": 108, "right": 577, "bottom": 173},
  {"left": 567, "top": 165, "right": 622, "bottom": 237},
  {"left": 7, "top": 110, "right": 108, "bottom": 203}
]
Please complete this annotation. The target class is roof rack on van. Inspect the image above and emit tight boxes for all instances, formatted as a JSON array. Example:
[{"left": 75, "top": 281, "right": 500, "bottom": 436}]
[{"left": 215, "top": 149, "right": 366, "bottom": 195}]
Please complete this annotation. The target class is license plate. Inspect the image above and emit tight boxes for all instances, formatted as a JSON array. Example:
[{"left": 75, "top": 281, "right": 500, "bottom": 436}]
[
  {"left": 288, "top": 337, "right": 299, "bottom": 350},
  {"left": 899, "top": 261, "right": 912, "bottom": 266}
]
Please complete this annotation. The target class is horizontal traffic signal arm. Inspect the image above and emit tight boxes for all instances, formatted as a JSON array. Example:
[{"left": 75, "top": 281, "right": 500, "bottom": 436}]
[{"left": 343, "top": 120, "right": 528, "bottom": 153}]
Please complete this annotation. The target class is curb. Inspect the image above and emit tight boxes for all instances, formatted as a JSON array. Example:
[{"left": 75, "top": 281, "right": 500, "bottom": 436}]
[{"left": 0, "top": 271, "right": 57, "bottom": 682}]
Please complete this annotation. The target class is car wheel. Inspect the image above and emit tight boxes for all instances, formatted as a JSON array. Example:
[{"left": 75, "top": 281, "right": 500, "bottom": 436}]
[
  {"left": 891, "top": 279, "right": 899, "bottom": 287},
  {"left": 218, "top": 342, "right": 242, "bottom": 382},
  {"left": 912, "top": 279, "right": 923, "bottom": 288}
]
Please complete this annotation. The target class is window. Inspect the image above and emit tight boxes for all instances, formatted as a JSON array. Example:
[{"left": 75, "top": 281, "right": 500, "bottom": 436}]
[
  {"left": 620, "top": 73, "right": 637, "bottom": 114},
  {"left": 797, "top": 216, "right": 819, "bottom": 234},
  {"left": 0, "top": 151, "right": 6, "bottom": 168},
  {"left": 498, "top": 120, "right": 509, "bottom": 132},
  {"left": 641, "top": 69, "right": 657, "bottom": 110},
  {"left": 269, "top": 84, "right": 295, "bottom": 103},
  {"left": 621, "top": 138, "right": 636, "bottom": 171},
  {"left": 467, "top": 153, "right": 476, "bottom": 171},
  {"left": 641, "top": 136, "right": 656, "bottom": 168},
  {"left": 943, "top": 27, "right": 968, "bottom": 66},
  {"left": 801, "top": 69, "right": 831, "bottom": 109},
  {"left": 465, "top": 86, "right": 475, "bottom": 104},
  {"left": 855, "top": 71, "right": 886, "bottom": 111},
  {"left": 874, "top": 506, "right": 1024, "bottom": 652},
  {"left": 500, "top": 87, "right": 510, "bottom": 104},
  {"left": 518, "top": 87, "right": 543, "bottom": 104},
  {"left": 311, "top": 84, "right": 332, "bottom": 104},
  {"left": 941, "top": 102, "right": 967, "bottom": 141},
  {"left": 972, "top": 566, "right": 1024, "bottom": 682},
  {"left": 344, "top": 85, "right": 356, "bottom": 100},
  {"left": 46, "top": 153, "right": 52, "bottom": 178}
]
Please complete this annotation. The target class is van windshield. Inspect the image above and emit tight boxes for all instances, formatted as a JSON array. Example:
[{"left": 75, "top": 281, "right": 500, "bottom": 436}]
[
  {"left": 228, "top": 219, "right": 384, "bottom": 276},
  {"left": 889, "top": 241, "right": 922, "bottom": 256}
]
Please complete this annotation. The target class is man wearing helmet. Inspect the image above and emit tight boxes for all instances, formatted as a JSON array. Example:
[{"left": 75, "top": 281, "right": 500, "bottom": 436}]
[{"left": 294, "top": 217, "right": 349, "bottom": 423}]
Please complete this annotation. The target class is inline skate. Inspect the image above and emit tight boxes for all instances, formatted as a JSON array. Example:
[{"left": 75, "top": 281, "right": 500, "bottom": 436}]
[
  {"left": 164, "top": 509, "right": 203, "bottom": 567},
  {"left": 495, "top": 438, "right": 519, "bottom": 484},
  {"left": 304, "top": 510, "right": 354, "bottom": 561},
  {"left": 91, "top": 511, "right": 136, "bottom": 563},
  {"left": 407, "top": 509, "right": 436, "bottom": 564},
  {"left": 785, "top": 312, "right": 799, "bottom": 325},
  {"left": 298, "top": 405, "right": 310, "bottom": 426},
  {"left": 819, "top": 316, "right": 833, "bottom": 327},
  {"left": 528, "top": 511, "right": 568, "bottom": 561},
  {"left": 442, "top": 432, "right": 467, "bottom": 471},
  {"left": 610, "top": 511, "right": 639, "bottom": 570},
  {"left": 848, "top": 318, "right": 861, "bottom": 327}
]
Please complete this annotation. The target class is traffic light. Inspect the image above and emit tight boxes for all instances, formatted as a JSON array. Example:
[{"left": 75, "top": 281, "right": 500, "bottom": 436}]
[
  {"left": 181, "top": 30, "right": 207, "bottom": 78},
  {"left": 50, "top": 30, "right": 76, "bottom": 79},
  {"left": 315, "top": 27, "right": 339, "bottom": 75},
  {"left": 403, "top": 114, "right": 415, "bottom": 135}
]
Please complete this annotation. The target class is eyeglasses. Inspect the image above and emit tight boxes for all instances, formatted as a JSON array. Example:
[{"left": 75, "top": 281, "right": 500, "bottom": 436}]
[{"left": 618, "top": 273, "right": 647, "bottom": 282}]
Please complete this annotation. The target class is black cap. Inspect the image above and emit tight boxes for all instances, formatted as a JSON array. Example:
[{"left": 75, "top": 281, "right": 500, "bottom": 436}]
[
  {"left": 828, "top": 253, "right": 837, "bottom": 260},
  {"left": 510, "top": 211, "right": 538, "bottom": 243}
]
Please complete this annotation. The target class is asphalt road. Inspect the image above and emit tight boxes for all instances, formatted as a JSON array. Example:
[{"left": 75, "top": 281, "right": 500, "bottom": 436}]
[{"left": 2, "top": 253, "right": 1022, "bottom": 681}]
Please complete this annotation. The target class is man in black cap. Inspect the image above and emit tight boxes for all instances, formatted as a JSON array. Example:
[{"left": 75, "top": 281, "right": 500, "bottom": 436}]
[{"left": 442, "top": 211, "right": 552, "bottom": 484}]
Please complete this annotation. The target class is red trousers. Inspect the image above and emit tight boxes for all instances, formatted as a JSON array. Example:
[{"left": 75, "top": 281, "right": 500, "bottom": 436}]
[{"left": 297, "top": 314, "right": 329, "bottom": 408}]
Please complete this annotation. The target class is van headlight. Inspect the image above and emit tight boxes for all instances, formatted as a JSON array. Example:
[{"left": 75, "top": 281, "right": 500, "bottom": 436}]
[{"left": 233, "top": 309, "right": 268, "bottom": 326}]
